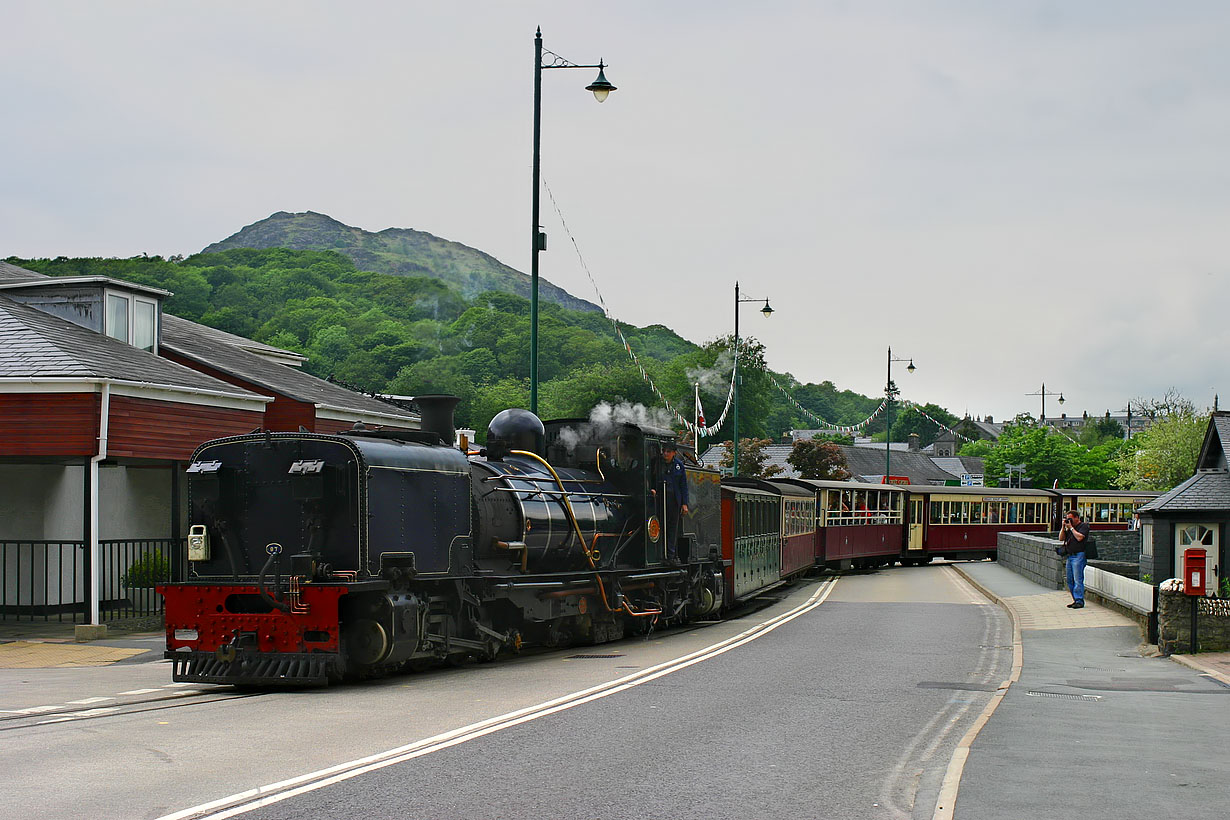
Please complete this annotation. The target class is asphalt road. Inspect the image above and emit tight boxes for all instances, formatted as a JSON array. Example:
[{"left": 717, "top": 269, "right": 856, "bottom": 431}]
[{"left": 0, "top": 565, "right": 1010, "bottom": 820}]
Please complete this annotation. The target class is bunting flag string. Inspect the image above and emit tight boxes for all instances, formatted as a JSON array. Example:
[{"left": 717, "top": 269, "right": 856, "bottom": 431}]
[
  {"left": 544, "top": 179, "right": 736, "bottom": 437},
  {"left": 766, "top": 373, "right": 888, "bottom": 434},
  {"left": 543, "top": 180, "right": 982, "bottom": 445},
  {"left": 898, "top": 401, "right": 977, "bottom": 444}
]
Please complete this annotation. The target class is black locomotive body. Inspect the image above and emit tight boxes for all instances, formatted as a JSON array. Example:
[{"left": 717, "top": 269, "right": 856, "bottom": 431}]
[{"left": 160, "top": 398, "right": 725, "bottom": 686}]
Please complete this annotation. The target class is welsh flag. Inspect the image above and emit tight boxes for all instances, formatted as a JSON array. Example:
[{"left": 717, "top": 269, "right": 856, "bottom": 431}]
[{"left": 695, "top": 383, "right": 706, "bottom": 428}]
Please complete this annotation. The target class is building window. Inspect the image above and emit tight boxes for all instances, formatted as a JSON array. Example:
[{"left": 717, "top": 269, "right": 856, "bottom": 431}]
[
  {"left": 1140, "top": 522, "right": 1153, "bottom": 557},
  {"left": 104, "top": 290, "right": 158, "bottom": 352},
  {"left": 105, "top": 293, "right": 129, "bottom": 343}
]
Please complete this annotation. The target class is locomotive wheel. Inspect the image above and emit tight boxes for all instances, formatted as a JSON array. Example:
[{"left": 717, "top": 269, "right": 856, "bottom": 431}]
[{"left": 343, "top": 618, "right": 390, "bottom": 667}]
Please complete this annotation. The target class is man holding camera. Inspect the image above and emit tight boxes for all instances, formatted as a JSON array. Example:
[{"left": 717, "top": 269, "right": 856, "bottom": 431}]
[{"left": 1058, "top": 509, "right": 1091, "bottom": 609}]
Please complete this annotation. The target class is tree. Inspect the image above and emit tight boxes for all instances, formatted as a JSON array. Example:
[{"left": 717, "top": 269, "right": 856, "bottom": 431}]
[
  {"left": 718, "top": 438, "right": 783, "bottom": 478},
  {"left": 787, "top": 440, "right": 850, "bottom": 480},
  {"left": 1115, "top": 408, "right": 1206, "bottom": 491},
  {"left": 889, "top": 403, "right": 959, "bottom": 447}
]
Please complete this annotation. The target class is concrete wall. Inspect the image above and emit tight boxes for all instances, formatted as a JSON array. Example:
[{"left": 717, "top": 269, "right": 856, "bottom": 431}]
[
  {"left": 996, "top": 531, "right": 1066, "bottom": 590},
  {"left": 0, "top": 464, "right": 75, "bottom": 540},
  {"left": 1, "top": 462, "right": 186, "bottom": 612}
]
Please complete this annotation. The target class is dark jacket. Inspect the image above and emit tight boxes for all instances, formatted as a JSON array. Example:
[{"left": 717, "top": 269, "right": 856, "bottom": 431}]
[
  {"left": 1061, "top": 521, "right": 1091, "bottom": 555},
  {"left": 662, "top": 455, "right": 689, "bottom": 506}
]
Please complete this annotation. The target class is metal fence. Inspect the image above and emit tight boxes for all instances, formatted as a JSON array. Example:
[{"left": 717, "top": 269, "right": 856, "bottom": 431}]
[{"left": 0, "top": 539, "right": 182, "bottom": 623}]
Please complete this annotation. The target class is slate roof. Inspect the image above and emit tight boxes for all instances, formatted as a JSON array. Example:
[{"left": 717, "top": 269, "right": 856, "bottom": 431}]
[
  {"left": 0, "top": 261, "right": 45, "bottom": 284},
  {"left": 1138, "top": 470, "right": 1230, "bottom": 513},
  {"left": 0, "top": 293, "right": 263, "bottom": 397},
  {"left": 0, "top": 261, "right": 410, "bottom": 422},
  {"left": 161, "top": 314, "right": 305, "bottom": 365},
  {"left": 160, "top": 314, "right": 416, "bottom": 421},
  {"left": 699, "top": 443, "right": 980, "bottom": 485}
]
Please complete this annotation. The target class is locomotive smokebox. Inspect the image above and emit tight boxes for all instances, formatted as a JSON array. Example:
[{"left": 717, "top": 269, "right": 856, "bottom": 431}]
[{"left": 413, "top": 394, "right": 461, "bottom": 446}]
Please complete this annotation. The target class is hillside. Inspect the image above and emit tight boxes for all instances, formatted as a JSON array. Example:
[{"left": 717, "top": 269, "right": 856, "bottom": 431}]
[{"left": 203, "top": 211, "right": 603, "bottom": 314}]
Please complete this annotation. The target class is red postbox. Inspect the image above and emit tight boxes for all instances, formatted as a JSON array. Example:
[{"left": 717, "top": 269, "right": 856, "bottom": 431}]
[{"left": 1183, "top": 548, "right": 1207, "bottom": 597}]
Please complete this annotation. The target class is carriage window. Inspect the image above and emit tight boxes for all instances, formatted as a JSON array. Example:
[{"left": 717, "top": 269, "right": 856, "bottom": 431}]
[
  {"left": 930, "top": 501, "right": 941, "bottom": 524},
  {"left": 1006, "top": 503, "right": 1018, "bottom": 523},
  {"left": 971, "top": 501, "right": 983, "bottom": 524},
  {"left": 1023, "top": 504, "right": 1035, "bottom": 524}
]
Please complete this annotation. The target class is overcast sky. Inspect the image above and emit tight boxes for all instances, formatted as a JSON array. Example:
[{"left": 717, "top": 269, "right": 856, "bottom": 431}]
[{"left": 2, "top": 1, "right": 1227, "bottom": 424}]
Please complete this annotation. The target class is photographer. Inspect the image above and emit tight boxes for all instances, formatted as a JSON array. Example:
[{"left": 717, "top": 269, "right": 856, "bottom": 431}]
[{"left": 1057, "top": 509, "right": 1091, "bottom": 609}]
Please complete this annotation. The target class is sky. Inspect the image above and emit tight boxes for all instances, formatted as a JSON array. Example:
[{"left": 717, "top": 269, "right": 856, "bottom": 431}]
[{"left": 2, "top": 1, "right": 1227, "bottom": 425}]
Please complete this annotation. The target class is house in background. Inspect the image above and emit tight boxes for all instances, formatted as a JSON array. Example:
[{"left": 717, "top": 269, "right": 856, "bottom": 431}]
[
  {"left": 1137, "top": 412, "right": 1230, "bottom": 595},
  {"left": 0, "top": 262, "right": 419, "bottom": 629}
]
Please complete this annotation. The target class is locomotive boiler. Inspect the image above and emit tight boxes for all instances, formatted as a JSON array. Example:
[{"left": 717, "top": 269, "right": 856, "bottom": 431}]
[{"left": 159, "top": 396, "right": 724, "bottom": 686}]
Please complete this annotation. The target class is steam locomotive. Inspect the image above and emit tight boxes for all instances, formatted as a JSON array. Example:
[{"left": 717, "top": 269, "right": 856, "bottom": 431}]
[
  {"left": 158, "top": 394, "right": 1157, "bottom": 687},
  {"left": 159, "top": 396, "right": 731, "bottom": 686}
]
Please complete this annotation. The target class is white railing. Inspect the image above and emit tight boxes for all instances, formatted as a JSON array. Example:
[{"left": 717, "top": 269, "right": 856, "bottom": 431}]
[{"left": 1085, "top": 565, "right": 1154, "bottom": 614}]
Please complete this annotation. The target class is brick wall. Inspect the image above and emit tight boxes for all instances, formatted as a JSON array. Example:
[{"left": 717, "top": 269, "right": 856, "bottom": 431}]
[
  {"left": 997, "top": 532, "right": 1066, "bottom": 589},
  {"left": 1158, "top": 591, "right": 1230, "bottom": 653}
]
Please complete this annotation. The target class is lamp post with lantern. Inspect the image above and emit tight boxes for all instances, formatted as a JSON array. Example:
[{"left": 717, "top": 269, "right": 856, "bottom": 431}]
[
  {"left": 529, "top": 27, "right": 616, "bottom": 414},
  {"left": 885, "top": 346, "right": 916, "bottom": 479},
  {"left": 1026, "top": 383, "right": 1065, "bottom": 423},
  {"left": 731, "top": 282, "right": 774, "bottom": 476}
]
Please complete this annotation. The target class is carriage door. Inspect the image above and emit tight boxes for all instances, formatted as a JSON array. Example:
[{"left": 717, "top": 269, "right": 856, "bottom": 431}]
[
  {"left": 908, "top": 495, "right": 926, "bottom": 552},
  {"left": 1175, "top": 523, "right": 1220, "bottom": 596}
]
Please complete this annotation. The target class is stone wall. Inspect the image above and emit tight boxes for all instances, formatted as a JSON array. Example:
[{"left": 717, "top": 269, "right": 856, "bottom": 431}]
[
  {"left": 1089, "top": 530, "right": 1140, "bottom": 562},
  {"left": 1158, "top": 591, "right": 1230, "bottom": 654},
  {"left": 996, "top": 532, "right": 1065, "bottom": 589}
]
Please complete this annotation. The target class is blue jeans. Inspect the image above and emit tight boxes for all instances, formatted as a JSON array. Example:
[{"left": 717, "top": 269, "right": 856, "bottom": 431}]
[{"left": 1066, "top": 552, "right": 1087, "bottom": 602}]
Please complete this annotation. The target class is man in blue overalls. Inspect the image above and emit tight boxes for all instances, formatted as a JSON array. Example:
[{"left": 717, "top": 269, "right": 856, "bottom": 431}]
[{"left": 660, "top": 442, "right": 690, "bottom": 564}]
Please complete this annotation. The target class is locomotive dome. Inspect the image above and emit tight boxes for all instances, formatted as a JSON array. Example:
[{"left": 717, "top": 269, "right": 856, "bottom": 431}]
[{"left": 486, "top": 408, "right": 546, "bottom": 458}]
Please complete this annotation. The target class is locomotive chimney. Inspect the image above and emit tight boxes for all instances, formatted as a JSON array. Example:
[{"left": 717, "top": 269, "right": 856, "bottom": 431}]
[{"left": 412, "top": 394, "right": 461, "bottom": 446}]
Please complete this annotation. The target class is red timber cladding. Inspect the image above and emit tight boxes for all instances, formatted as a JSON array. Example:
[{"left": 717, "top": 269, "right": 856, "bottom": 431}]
[
  {"left": 160, "top": 350, "right": 312, "bottom": 432},
  {"left": 106, "top": 395, "right": 264, "bottom": 461},
  {"left": 0, "top": 393, "right": 98, "bottom": 457}
]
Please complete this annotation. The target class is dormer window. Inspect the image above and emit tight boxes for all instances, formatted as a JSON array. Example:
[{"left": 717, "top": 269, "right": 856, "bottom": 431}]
[{"left": 105, "top": 290, "right": 158, "bottom": 352}]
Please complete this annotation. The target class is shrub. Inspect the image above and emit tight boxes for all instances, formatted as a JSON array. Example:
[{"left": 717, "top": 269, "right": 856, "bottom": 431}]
[{"left": 121, "top": 552, "right": 171, "bottom": 587}]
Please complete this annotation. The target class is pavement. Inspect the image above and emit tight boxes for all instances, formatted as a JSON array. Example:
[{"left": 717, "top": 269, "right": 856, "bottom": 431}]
[
  {"left": 0, "top": 619, "right": 163, "bottom": 668},
  {"left": 948, "top": 561, "right": 1230, "bottom": 820}
]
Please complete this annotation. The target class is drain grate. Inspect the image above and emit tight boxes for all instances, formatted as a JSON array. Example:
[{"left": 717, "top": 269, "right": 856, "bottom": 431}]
[
  {"left": 1027, "top": 690, "right": 1102, "bottom": 701},
  {"left": 566, "top": 653, "right": 625, "bottom": 659}
]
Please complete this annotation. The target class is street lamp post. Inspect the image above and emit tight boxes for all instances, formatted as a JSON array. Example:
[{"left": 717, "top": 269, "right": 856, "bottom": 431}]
[
  {"left": 1025, "top": 382, "right": 1065, "bottom": 423},
  {"left": 530, "top": 27, "right": 616, "bottom": 415},
  {"left": 885, "top": 346, "right": 915, "bottom": 480},
  {"left": 732, "top": 281, "right": 773, "bottom": 476}
]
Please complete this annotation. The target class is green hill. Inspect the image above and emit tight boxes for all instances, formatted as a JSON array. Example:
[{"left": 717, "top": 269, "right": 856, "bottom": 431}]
[{"left": 203, "top": 211, "right": 603, "bottom": 314}]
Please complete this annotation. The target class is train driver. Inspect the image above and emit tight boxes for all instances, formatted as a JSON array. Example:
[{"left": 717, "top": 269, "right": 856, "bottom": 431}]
[{"left": 659, "top": 442, "right": 690, "bottom": 563}]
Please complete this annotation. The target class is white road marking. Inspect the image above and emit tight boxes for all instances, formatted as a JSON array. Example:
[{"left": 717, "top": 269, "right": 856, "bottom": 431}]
[
  {"left": 11, "top": 705, "right": 60, "bottom": 714},
  {"left": 155, "top": 578, "right": 841, "bottom": 820},
  {"left": 117, "top": 688, "right": 163, "bottom": 695},
  {"left": 67, "top": 697, "right": 115, "bottom": 705}
]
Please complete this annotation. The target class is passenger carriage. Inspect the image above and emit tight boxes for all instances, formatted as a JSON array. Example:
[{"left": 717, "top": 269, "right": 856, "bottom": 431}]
[
  {"left": 723, "top": 478, "right": 817, "bottom": 582},
  {"left": 777, "top": 479, "right": 907, "bottom": 570},
  {"left": 1052, "top": 489, "right": 1158, "bottom": 530},
  {"left": 908, "top": 486, "right": 1054, "bottom": 561},
  {"left": 719, "top": 482, "right": 783, "bottom": 600}
]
